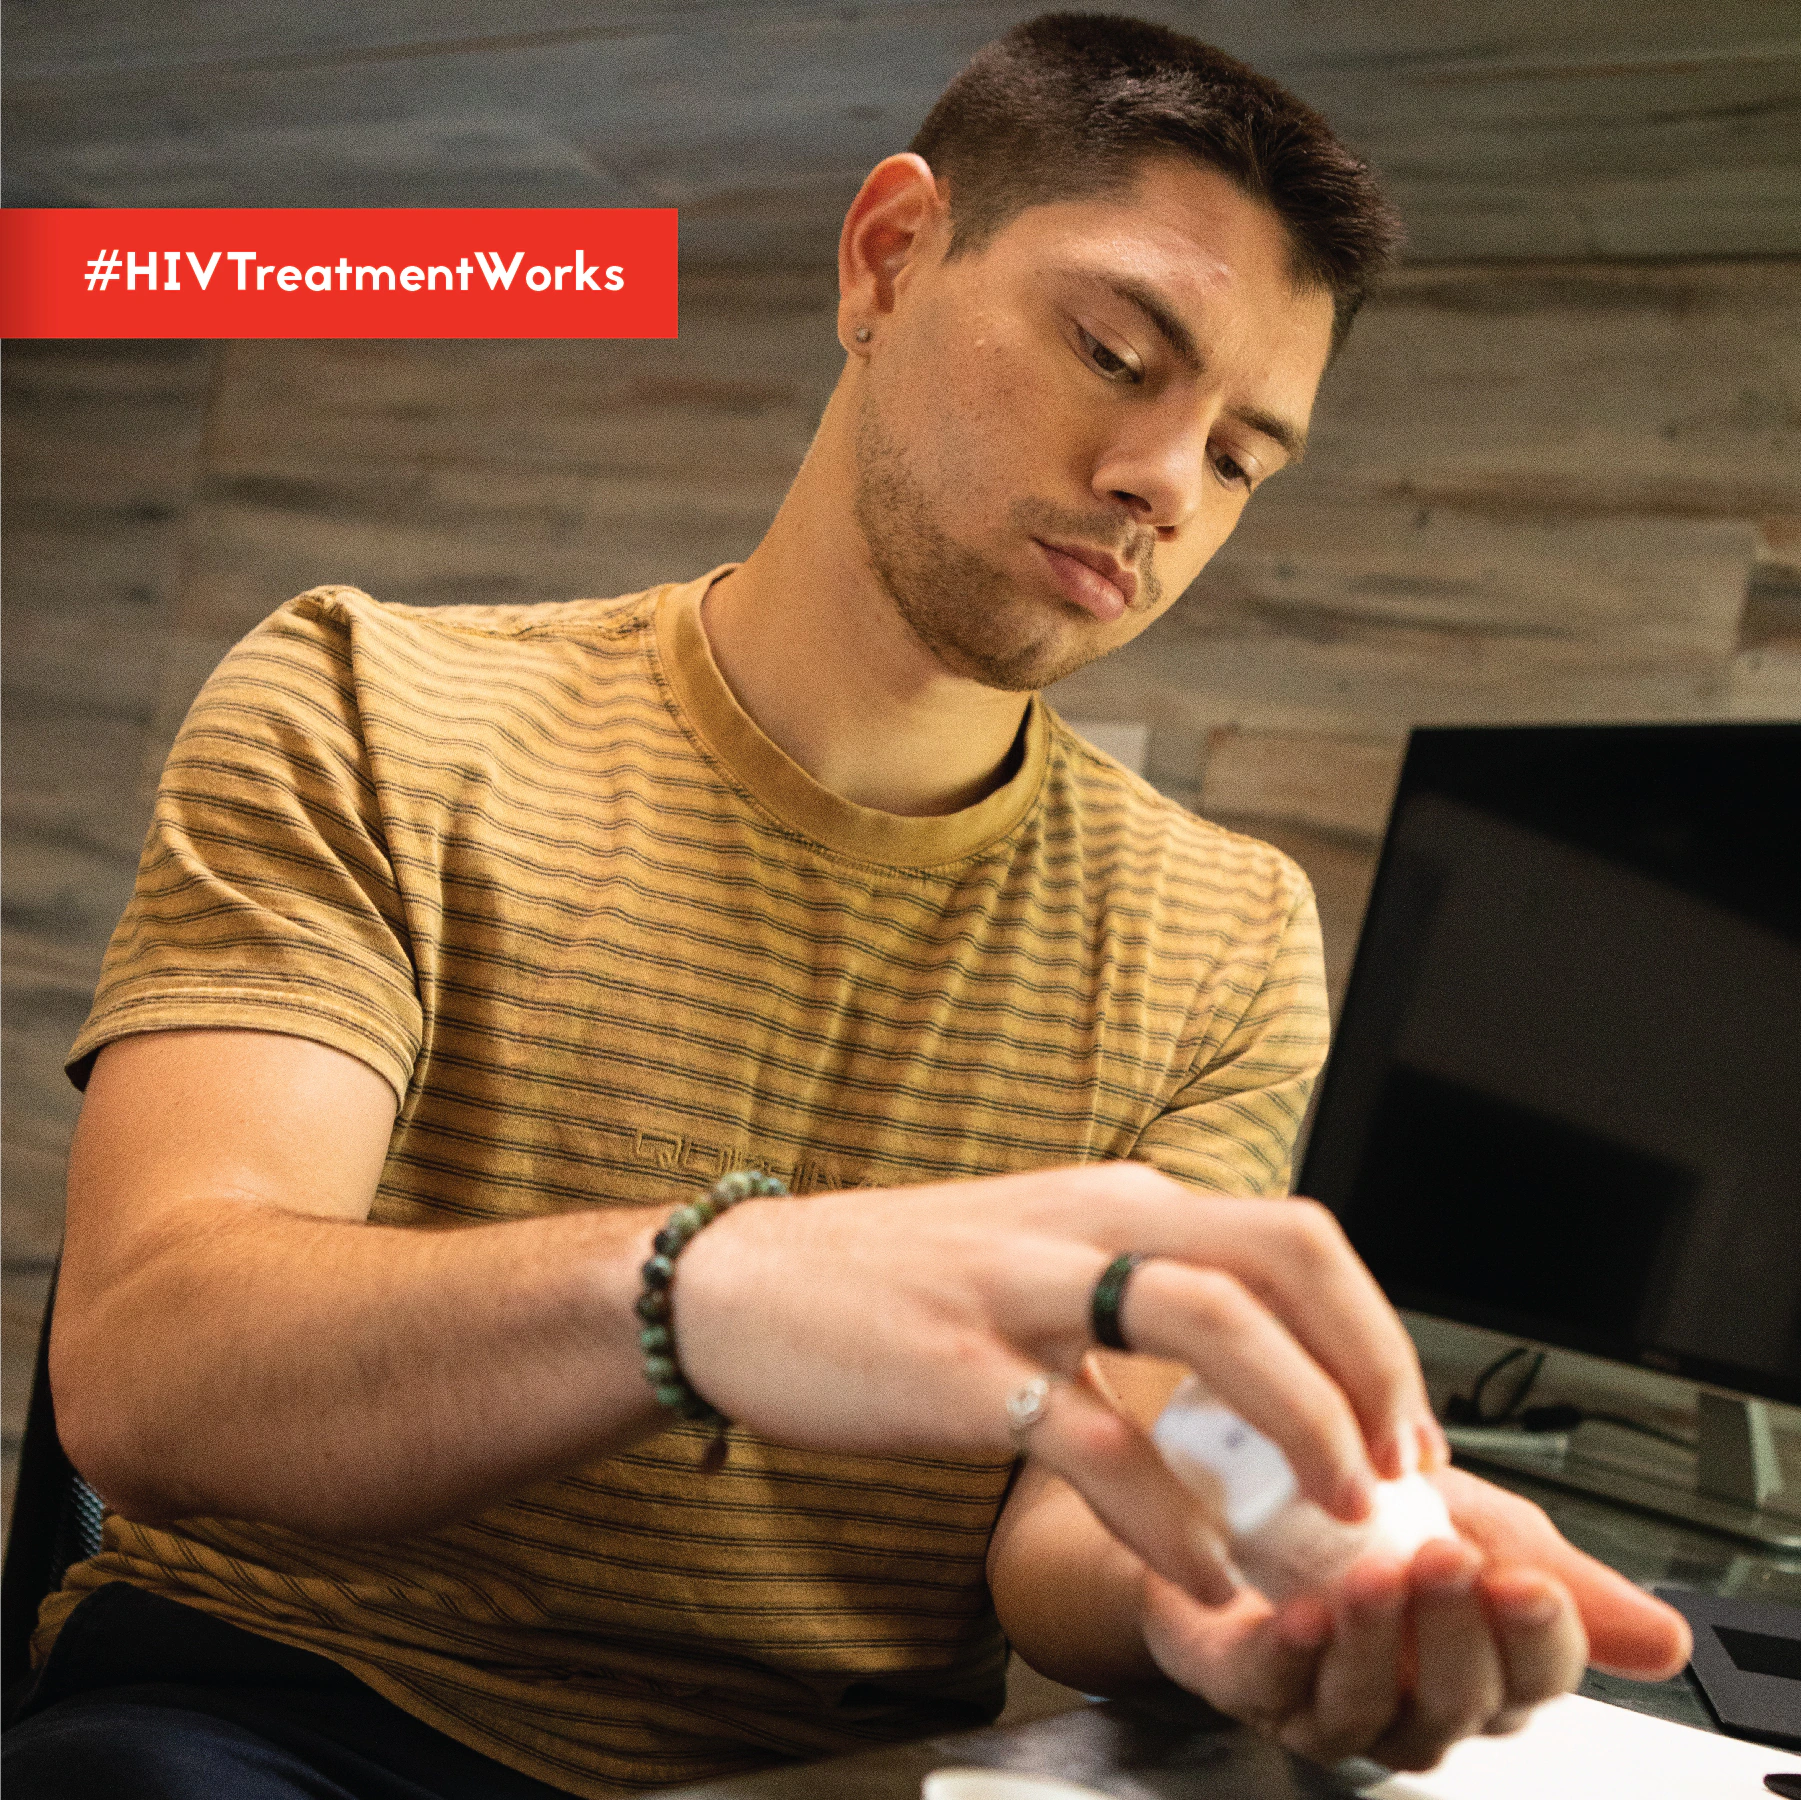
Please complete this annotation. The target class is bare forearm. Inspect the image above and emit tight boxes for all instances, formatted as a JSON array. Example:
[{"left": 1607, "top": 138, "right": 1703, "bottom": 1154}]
[
  {"left": 59, "top": 1032, "right": 1460, "bottom": 1624},
  {"left": 53, "top": 1199, "right": 661, "bottom": 1539},
  {"left": 989, "top": 1475, "right": 1162, "bottom": 1694}
]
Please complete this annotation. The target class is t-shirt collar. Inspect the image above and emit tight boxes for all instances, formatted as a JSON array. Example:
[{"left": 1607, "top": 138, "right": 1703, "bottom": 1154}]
[{"left": 652, "top": 566, "right": 1049, "bottom": 870}]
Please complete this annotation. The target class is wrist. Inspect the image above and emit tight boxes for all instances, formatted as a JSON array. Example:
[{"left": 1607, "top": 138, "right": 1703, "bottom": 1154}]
[
  {"left": 635, "top": 1171, "right": 788, "bottom": 1459},
  {"left": 545, "top": 1206, "right": 667, "bottom": 1433}
]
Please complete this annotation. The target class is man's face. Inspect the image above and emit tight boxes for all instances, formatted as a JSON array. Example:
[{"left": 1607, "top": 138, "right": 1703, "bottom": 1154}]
[{"left": 852, "top": 155, "right": 1337, "bottom": 691}]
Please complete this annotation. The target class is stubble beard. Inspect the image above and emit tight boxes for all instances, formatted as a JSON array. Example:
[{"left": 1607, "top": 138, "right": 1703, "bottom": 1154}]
[{"left": 852, "top": 393, "right": 1161, "bottom": 693}]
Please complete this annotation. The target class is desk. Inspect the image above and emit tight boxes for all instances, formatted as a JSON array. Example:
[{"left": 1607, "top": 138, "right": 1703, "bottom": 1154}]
[
  {"left": 658, "top": 1460, "right": 1801, "bottom": 1798},
  {"left": 658, "top": 1688, "right": 1358, "bottom": 1799}
]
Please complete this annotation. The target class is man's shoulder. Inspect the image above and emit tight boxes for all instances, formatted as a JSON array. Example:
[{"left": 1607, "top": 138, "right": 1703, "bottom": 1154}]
[
  {"left": 271, "top": 580, "right": 668, "bottom": 649},
  {"left": 1043, "top": 712, "right": 1312, "bottom": 910},
  {"left": 193, "top": 577, "right": 699, "bottom": 768},
  {"left": 222, "top": 578, "right": 694, "bottom": 725}
]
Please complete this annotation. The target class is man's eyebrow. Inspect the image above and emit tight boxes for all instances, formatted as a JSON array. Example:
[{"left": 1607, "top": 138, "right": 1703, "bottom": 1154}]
[
  {"left": 1231, "top": 401, "right": 1308, "bottom": 466},
  {"left": 1105, "top": 274, "right": 1309, "bottom": 465},
  {"left": 1108, "top": 275, "right": 1203, "bottom": 373}
]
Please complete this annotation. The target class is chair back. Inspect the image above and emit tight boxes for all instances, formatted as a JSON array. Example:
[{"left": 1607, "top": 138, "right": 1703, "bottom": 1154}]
[{"left": 2, "top": 1269, "right": 105, "bottom": 1717}]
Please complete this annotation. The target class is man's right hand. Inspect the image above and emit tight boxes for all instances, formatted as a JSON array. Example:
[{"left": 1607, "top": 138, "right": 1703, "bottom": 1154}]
[{"left": 678, "top": 1159, "right": 1442, "bottom": 1573}]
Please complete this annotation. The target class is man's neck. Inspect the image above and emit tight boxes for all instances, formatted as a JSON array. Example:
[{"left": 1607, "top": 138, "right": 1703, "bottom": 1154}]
[{"left": 699, "top": 431, "right": 1034, "bottom": 819}]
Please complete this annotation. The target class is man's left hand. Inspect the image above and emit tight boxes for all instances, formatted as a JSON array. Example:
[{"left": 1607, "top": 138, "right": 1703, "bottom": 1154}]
[{"left": 1137, "top": 1467, "right": 1690, "bottom": 1772}]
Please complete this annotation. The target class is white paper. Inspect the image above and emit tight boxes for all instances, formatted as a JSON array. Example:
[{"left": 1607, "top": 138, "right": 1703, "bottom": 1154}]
[
  {"left": 923, "top": 1773, "right": 1113, "bottom": 1799},
  {"left": 1360, "top": 1692, "right": 1801, "bottom": 1799}
]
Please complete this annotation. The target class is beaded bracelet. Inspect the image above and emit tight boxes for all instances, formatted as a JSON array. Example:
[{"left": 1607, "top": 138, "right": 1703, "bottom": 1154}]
[{"left": 637, "top": 1168, "right": 788, "bottom": 1466}]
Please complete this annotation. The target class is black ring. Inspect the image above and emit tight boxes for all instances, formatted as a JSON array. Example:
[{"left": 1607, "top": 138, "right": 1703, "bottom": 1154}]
[{"left": 1091, "top": 1253, "right": 1144, "bottom": 1351}]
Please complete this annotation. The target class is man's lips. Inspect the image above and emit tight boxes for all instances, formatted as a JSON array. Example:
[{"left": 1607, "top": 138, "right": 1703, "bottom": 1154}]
[{"left": 1035, "top": 540, "right": 1137, "bottom": 623}]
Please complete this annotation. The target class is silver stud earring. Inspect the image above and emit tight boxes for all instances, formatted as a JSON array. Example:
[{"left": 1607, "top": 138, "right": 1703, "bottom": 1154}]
[{"left": 854, "top": 326, "right": 872, "bottom": 343}]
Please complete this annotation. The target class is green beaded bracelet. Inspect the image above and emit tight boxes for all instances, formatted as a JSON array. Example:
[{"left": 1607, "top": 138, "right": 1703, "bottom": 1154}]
[{"left": 638, "top": 1168, "right": 788, "bottom": 1465}]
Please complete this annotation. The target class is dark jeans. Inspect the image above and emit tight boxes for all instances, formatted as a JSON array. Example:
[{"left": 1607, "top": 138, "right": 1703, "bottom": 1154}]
[{"left": 3, "top": 1583, "right": 579, "bottom": 1799}]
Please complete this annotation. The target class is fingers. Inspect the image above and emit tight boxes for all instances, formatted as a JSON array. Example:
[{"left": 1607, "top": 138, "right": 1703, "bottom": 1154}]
[
  {"left": 1481, "top": 1565, "right": 1589, "bottom": 1713},
  {"left": 1092, "top": 1174, "right": 1438, "bottom": 1484},
  {"left": 1369, "top": 1539, "right": 1508, "bottom": 1771},
  {"left": 1119, "top": 1257, "right": 1379, "bottom": 1522},
  {"left": 1359, "top": 1542, "right": 1589, "bottom": 1773},
  {"left": 1018, "top": 1374, "right": 1239, "bottom": 1605},
  {"left": 1281, "top": 1555, "right": 1409, "bottom": 1763},
  {"left": 1139, "top": 1516, "right": 1591, "bottom": 1775},
  {"left": 1138, "top": 1542, "right": 1587, "bottom": 1774},
  {"left": 1139, "top": 1573, "right": 1320, "bottom": 1729},
  {"left": 1436, "top": 1468, "right": 1691, "bottom": 1678}
]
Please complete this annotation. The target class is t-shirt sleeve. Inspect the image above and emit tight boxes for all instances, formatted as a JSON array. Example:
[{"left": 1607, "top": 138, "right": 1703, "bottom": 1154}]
[
  {"left": 67, "top": 592, "right": 423, "bottom": 1103},
  {"left": 1131, "top": 869, "right": 1330, "bottom": 1196}
]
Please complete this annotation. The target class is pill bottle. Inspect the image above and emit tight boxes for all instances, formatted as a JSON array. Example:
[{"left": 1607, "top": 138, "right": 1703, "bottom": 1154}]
[{"left": 1151, "top": 1376, "right": 1456, "bottom": 1602}]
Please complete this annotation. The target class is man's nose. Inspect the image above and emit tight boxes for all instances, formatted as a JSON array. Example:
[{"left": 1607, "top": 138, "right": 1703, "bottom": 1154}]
[{"left": 1091, "top": 408, "right": 1212, "bottom": 537}]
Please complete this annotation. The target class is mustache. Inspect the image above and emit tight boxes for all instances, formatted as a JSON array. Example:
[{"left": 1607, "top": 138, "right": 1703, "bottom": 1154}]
[{"left": 1010, "top": 498, "right": 1162, "bottom": 608}]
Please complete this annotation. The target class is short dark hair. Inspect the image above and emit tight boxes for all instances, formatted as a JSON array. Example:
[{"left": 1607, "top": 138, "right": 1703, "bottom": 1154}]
[{"left": 909, "top": 13, "right": 1403, "bottom": 352}]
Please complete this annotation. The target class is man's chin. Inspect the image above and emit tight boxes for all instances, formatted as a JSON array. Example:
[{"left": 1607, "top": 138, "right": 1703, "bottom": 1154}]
[
  {"left": 938, "top": 624, "right": 1119, "bottom": 693},
  {"left": 881, "top": 551, "right": 1126, "bottom": 691},
  {"left": 910, "top": 613, "right": 1069, "bottom": 691}
]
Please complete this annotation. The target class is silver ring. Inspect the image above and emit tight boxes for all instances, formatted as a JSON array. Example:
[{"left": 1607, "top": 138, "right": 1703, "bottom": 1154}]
[{"left": 1005, "top": 1375, "right": 1053, "bottom": 1443}]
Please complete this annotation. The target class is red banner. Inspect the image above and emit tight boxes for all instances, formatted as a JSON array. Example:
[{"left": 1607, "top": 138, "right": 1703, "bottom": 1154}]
[{"left": 0, "top": 208, "right": 678, "bottom": 339}]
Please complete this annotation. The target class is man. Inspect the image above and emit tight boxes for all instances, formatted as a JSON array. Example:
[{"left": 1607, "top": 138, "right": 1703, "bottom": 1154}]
[{"left": 8, "top": 15, "right": 1686, "bottom": 1798}]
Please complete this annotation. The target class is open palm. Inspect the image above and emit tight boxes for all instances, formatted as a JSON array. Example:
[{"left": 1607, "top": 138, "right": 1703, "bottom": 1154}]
[{"left": 1137, "top": 1466, "right": 1689, "bottom": 1771}]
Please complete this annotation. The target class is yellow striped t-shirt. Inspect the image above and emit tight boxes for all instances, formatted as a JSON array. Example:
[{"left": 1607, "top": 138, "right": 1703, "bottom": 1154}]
[{"left": 49, "top": 568, "right": 1329, "bottom": 1794}]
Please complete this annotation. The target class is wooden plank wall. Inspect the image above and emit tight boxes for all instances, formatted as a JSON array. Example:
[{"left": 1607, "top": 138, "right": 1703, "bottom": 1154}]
[
  {"left": 7, "top": 3, "right": 1798, "bottom": 263},
  {"left": 1052, "top": 257, "right": 1801, "bottom": 999},
  {"left": 5, "top": 254, "right": 1795, "bottom": 1523},
  {"left": 4, "top": 341, "right": 220, "bottom": 1515}
]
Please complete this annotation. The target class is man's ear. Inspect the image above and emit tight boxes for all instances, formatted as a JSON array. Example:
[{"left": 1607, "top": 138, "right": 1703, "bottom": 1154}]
[{"left": 836, "top": 152, "right": 947, "bottom": 355}]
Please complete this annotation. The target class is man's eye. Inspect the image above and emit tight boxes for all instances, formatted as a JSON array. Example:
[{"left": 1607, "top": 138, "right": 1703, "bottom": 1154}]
[
  {"left": 1213, "top": 451, "right": 1253, "bottom": 491},
  {"left": 1077, "top": 327, "right": 1139, "bottom": 384}
]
